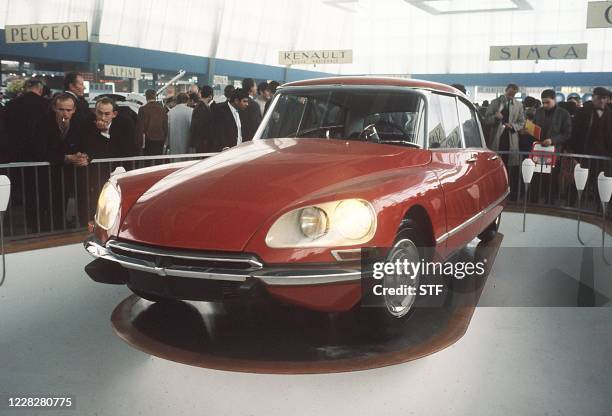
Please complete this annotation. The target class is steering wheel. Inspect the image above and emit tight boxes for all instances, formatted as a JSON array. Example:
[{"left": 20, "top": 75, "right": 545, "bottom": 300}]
[
  {"left": 359, "top": 123, "right": 380, "bottom": 143},
  {"left": 374, "top": 120, "right": 408, "bottom": 138}
]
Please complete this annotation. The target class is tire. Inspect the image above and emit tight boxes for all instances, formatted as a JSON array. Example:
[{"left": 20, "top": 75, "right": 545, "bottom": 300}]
[
  {"left": 478, "top": 214, "right": 501, "bottom": 242},
  {"left": 375, "top": 222, "right": 430, "bottom": 319}
]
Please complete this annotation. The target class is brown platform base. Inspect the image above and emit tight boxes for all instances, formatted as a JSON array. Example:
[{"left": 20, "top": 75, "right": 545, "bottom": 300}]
[{"left": 110, "top": 235, "right": 502, "bottom": 374}]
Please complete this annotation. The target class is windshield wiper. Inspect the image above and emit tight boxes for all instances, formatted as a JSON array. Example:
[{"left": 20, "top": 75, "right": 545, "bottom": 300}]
[
  {"left": 291, "top": 125, "right": 344, "bottom": 138},
  {"left": 378, "top": 140, "right": 422, "bottom": 148}
]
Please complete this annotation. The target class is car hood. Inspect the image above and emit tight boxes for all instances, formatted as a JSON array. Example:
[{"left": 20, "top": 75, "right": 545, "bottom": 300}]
[{"left": 118, "top": 138, "right": 431, "bottom": 251}]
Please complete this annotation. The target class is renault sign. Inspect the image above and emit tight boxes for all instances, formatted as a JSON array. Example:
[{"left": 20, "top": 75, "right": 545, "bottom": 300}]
[{"left": 279, "top": 50, "right": 353, "bottom": 65}]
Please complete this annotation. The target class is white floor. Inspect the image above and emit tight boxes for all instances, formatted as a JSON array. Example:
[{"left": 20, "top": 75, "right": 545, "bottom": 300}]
[{"left": 0, "top": 212, "right": 610, "bottom": 416}]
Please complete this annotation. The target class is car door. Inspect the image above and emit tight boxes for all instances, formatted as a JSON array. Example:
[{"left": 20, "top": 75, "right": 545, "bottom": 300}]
[
  {"left": 457, "top": 97, "right": 507, "bottom": 214},
  {"left": 428, "top": 93, "right": 485, "bottom": 252}
]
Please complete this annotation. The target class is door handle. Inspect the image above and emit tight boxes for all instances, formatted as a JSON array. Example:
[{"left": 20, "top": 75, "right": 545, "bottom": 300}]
[
  {"left": 488, "top": 155, "right": 499, "bottom": 161},
  {"left": 466, "top": 157, "right": 477, "bottom": 163}
]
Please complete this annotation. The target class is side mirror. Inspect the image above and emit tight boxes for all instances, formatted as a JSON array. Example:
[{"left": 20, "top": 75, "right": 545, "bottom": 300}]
[{"left": 0, "top": 175, "right": 10, "bottom": 212}]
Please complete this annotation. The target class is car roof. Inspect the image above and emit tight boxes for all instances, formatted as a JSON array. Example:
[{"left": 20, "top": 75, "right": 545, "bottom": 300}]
[{"left": 282, "top": 76, "right": 461, "bottom": 95}]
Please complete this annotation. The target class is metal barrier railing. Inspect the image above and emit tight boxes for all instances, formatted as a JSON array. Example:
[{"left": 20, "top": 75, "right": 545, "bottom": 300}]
[
  {"left": 0, "top": 150, "right": 610, "bottom": 242},
  {"left": 0, "top": 153, "right": 216, "bottom": 241},
  {"left": 496, "top": 151, "right": 612, "bottom": 217}
]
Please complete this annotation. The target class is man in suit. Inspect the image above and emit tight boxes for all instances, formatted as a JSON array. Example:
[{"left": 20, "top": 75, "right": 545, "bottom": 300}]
[
  {"left": 31, "top": 93, "right": 89, "bottom": 231},
  {"left": 568, "top": 87, "right": 611, "bottom": 158},
  {"left": 136, "top": 89, "right": 168, "bottom": 155},
  {"left": 4, "top": 78, "right": 49, "bottom": 162},
  {"left": 212, "top": 88, "right": 250, "bottom": 151},
  {"left": 64, "top": 71, "right": 94, "bottom": 125},
  {"left": 241, "top": 78, "right": 262, "bottom": 140},
  {"left": 32, "top": 93, "right": 89, "bottom": 165},
  {"left": 88, "top": 97, "right": 137, "bottom": 159},
  {"left": 189, "top": 85, "right": 216, "bottom": 153}
]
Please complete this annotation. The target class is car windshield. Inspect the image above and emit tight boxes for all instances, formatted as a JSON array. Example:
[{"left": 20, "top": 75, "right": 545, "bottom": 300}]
[{"left": 258, "top": 88, "right": 426, "bottom": 147}]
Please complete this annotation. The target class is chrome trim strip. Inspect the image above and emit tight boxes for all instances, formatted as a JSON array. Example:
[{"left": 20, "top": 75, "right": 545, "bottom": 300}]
[
  {"left": 257, "top": 271, "right": 361, "bottom": 286},
  {"left": 331, "top": 249, "right": 362, "bottom": 262},
  {"left": 106, "top": 240, "right": 264, "bottom": 269},
  {"left": 85, "top": 240, "right": 361, "bottom": 285},
  {"left": 435, "top": 188, "right": 510, "bottom": 244}
]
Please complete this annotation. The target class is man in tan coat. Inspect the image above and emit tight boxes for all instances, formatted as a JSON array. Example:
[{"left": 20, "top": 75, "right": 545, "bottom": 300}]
[
  {"left": 484, "top": 83, "right": 525, "bottom": 168},
  {"left": 135, "top": 89, "right": 168, "bottom": 155}
]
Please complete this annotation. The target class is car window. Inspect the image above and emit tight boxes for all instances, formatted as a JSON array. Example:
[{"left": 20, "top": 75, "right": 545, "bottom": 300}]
[
  {"left": 427, "top": 94, "right": 462, "bottom": 149},
  {"left": 457, "top": 99, "right": 482, "bottom": 148},
  {"left": 259, "top": 89, "right": 426, "bottom": 148}
]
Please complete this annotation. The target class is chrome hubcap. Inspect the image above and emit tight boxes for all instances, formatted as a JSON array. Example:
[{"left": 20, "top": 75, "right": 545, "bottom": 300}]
[{"left": 383, "top": 238, "right": 421, "bottom": 318}]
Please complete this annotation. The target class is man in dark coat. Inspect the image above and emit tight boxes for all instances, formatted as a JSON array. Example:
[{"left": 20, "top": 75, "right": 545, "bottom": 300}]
[
  {"left": 87, "top": 97, "right": 137, "bottom": 159},
  {"left": 4, "top": 79, "right": 49, "bottom": 161},
  {"left": 533, "top": 89, "right": 572, "bottom": 150},
  {"left": 531, "top": 89, "right": 573, "bottom": 203},
  {"left": 31, "top": 93, "right": 89, "bottom": 231},
  {"left": 64, "top": 71, "right": 94, "bottom": 125},
  {"left": 569, "top": 87, "right": 612, "bottom": 157},
  {"left": 241, "top": 78, "right": 262, "bottom": 140},
  {"left": 32, "top": 93, "right": 89, "bottom": 165},
  {"left": 212, "top": 88, "right": 249, "bottom": 151},
  {"left": 189, "top": 85, "right": 216, "bottom": 153},
  {"left": 136, "top": 89, "right": 168, "bottom": 155}
]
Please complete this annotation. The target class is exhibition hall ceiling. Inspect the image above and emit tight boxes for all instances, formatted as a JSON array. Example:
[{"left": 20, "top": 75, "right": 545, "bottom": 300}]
[{"left": 0, "top": 0, "right": 610, "bottom": 75}]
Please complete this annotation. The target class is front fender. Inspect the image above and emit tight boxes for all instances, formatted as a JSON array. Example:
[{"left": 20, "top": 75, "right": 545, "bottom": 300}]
[{"left": 93, "top": 161, "right": 199, "bottom": 243}]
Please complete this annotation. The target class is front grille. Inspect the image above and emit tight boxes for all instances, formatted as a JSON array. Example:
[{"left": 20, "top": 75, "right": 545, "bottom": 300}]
[{"left": 106, "top": 239, "right": 264, "bottom": 272}]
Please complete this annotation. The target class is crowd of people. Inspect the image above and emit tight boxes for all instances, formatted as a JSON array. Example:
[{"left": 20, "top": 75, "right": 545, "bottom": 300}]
[
  {"left": 467, "top": 83, "right": 612, "bottom": 200},
  {"left": 0, "top": 73, "right": 609, "bottom": 232},
  {"left": 0, "top": 73, "right": 283, "bottom": 231},
  {"left": 0, "top": 73, "right": 280, "bottom": 165}
]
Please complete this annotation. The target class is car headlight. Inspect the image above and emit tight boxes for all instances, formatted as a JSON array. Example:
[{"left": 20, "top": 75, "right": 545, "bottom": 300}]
[
  {"left": 299, "top": 207, "right": 329, "bottom": 239},
  {"left": 95, "top": 181, "right": 121, "bottom": 230},
  {"left": 266, "top": 199, "right": 376, "bottom": 248}
]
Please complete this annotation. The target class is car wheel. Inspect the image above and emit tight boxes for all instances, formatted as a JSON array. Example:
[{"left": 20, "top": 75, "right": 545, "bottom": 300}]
[
  {"left": 379, "top": 224, "right": 429, "bottom": 319},
  {"left": 478, "top": 214, "right": 501, "bottom": 242}
]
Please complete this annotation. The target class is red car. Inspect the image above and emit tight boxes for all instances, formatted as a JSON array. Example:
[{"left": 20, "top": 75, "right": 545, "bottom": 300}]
[{"left": 84, "top": 77, "right": 508, "bottom": 319}]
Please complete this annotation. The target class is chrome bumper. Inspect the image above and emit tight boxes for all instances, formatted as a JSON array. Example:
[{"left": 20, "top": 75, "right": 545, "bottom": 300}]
[{"left": 84, "top": 238, "right": 361, "bottom": 286}]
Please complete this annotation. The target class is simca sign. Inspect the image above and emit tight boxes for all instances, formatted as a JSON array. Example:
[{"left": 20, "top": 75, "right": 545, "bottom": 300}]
[
  {"left": 490, "top": 44, "right": 588, "bottom": 61},
  {"left": 103, "top": 65, "right": 142, "bottom": 79},
  {"left": 5, "top": 22, "right": 88, "bottom": 43},
  {"left": 586, "top": 1, "right": 612, "bottom": 28},
  {"left": 279, "top": 50, "right": 353, "bottom": 65}
]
